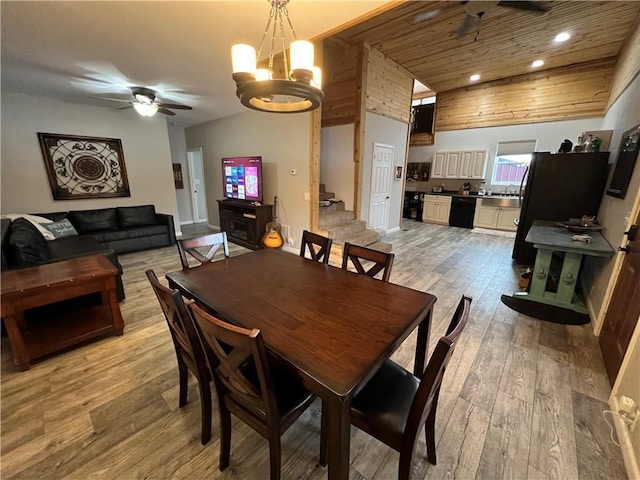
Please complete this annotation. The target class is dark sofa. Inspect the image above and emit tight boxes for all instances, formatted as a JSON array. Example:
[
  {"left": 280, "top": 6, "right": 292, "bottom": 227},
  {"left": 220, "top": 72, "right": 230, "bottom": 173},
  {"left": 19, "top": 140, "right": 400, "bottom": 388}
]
[
  {"left": 1, "top": 217, "right": 126, "bottom": 301},
  {"left": 38, "top": 205, "right": 176, "bottom": 254}
]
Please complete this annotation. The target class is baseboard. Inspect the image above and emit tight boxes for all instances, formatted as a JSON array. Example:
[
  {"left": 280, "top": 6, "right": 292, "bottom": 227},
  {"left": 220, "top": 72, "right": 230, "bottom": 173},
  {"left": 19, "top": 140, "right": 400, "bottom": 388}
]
[
  {"left": 386, "top": 226, "right": 400, "bottom": 234},
  {"left": 208, "top": 223, "right": 220, "bottom": 231},
  {"left": 610, "top": 396, "right": 640, "bottom": 479},
  {"left": 179, "top": 220, "right": 194, "bottom": 226},
  {"left": 281, "top": 245, "right": 298, "bottom": 255}
]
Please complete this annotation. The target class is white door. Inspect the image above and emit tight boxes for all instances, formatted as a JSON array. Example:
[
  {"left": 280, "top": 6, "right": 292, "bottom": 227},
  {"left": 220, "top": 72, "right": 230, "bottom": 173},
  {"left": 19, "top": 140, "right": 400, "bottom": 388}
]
[
  {"left": 187, "top": 148, "right": 208, "bottom": 223},
  {"left": 369, "top": 143, "right": 394, "bottom": 232}
]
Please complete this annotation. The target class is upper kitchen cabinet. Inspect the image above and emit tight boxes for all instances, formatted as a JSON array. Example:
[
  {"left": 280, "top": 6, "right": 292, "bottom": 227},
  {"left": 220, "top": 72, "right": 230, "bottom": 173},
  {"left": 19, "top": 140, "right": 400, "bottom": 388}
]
[
  {"left": 458, "top": 150, "right": 488, "bottom": 179},
  {"left": 432, "top": 150, "right": 486, "bottom": 179},
  {"left": 432, "top": 151, "right": 462, "bottom": 178}
]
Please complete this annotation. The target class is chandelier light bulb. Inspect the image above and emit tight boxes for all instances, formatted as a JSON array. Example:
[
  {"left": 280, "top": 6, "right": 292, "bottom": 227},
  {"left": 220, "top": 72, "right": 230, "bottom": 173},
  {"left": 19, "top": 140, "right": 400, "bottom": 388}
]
[
  {"left": 290, "top": 40, "right": 314, "bottom": 72},
  {"left": 255, "top": 68, "right": 272, "bottom": 81},
  {"left": 311, "top": 66, "right": 322, "bottom": 89},
  {"left": 231, "top": 44, "right": 257, "bottom": 74}
]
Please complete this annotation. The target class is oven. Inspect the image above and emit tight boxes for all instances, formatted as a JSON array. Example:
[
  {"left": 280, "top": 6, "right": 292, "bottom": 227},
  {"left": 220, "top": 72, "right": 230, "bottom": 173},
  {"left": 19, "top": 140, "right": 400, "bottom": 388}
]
[{"left": 449, "top": 196, "right": 477, "bottom": 228}]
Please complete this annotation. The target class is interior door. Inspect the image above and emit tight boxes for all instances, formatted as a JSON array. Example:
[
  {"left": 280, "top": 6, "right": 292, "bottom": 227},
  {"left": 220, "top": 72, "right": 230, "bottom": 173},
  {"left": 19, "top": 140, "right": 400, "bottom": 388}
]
[
  {"left": 187, "top": 148, "right": 208, "bottom": 223},
  {"left": 369, "top": 143, "right": 393, "bottom": 232},
  {"left": 599, "top": 210, "right": 640, "bottom": 385}
]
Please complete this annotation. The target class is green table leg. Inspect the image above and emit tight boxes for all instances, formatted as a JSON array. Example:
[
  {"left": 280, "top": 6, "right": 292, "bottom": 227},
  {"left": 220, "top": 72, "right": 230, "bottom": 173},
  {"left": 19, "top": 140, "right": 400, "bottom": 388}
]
[
  {"left": 556, "top": 252, "right": 582, "bottom": 307},
  {"left": 529, "top": 249, "right": 552, "bottom": 299}
]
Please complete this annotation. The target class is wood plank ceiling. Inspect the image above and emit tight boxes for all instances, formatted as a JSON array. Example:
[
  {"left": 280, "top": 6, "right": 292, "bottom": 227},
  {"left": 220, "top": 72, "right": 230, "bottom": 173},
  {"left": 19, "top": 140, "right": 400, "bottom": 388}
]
[{"left": 334, "top": 0, "right": 640, "bottom": 94}]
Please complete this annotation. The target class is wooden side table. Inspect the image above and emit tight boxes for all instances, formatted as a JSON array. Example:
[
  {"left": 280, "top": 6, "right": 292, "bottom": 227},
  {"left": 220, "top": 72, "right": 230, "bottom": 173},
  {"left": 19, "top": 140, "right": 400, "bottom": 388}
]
[
  {"left": 501, "top": 221, "right": 613, "bottom": 324},
  {"left": 1, "top": 255, "right": 125, "bottom": 370}
]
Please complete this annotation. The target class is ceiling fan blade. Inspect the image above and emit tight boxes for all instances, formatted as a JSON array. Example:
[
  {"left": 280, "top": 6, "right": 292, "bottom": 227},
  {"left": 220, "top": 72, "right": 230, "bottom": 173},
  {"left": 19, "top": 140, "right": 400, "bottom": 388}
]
[
  {"left": 117, "top": 105, "right": 133, "bottom": 110},
  {"left": 497, "top": 1, "right": 549, "bottom": 12},
  {"left": 156, "top": 102, "right": 192, "bottom": 110},
  {"left": 89, "top": 95, "right": 132, "bottom": 103},
  {"left": 457, "top": 14, "right": 478, "bottom": 38},
  {"left": 157, "top": 107, "right": 176, "bottom": 116}
]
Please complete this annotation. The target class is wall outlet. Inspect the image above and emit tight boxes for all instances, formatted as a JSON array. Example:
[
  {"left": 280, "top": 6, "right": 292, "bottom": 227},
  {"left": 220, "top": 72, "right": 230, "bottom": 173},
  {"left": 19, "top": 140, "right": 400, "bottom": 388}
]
[{"left": 619, "top": 395, "right": 639, "bottom": 431}]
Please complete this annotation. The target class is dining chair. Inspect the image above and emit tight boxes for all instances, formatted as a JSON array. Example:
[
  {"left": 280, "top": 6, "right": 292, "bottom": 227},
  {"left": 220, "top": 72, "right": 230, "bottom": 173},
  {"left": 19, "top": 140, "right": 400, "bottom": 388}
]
[
  {"left": 299, "top": 230, "right": 333, "bottom": 264},
  {"left": 146, "top": 270, "right": 213, "bottom": 445},
  {"left": 321, "top": 295, "right": 472, "bottom": 479},
  {"left": 341, "top": 242, "right": 395, "bottom": 282},
  {"left": 188, "top": 302, "right": 317, "bottom": 480},
  {"left": 177, "top": 232, "right": 230, "bottom": 269}
]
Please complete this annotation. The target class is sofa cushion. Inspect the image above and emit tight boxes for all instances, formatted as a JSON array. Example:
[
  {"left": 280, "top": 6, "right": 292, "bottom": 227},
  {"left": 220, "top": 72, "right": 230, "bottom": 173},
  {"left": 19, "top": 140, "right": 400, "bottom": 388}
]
[
  {"left": 42, "top": 219, "right": 78, "bottom": 239},
  {"left": 91, "top": 230, "right": 130, "bottom": 243},
  {"left": 6, "top": 218, "right": 49, "bottom": 267},
  {"left": 117, "top": 205, "right": 156, "bottom": 229},
  {"left": 124, "top": 225, "right": 168, "bottom": 239},
  {"left": 68, "top": 208, "right": 118, "bottom": 234}
]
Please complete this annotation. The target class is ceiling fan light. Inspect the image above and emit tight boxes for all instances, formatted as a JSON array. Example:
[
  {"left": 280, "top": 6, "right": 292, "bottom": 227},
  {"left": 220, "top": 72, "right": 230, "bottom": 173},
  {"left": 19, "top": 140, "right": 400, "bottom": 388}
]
[
  {"left": 290, "top": 40, "right": 314, "bottom": 71},
  {"left": 554, "top": 32, "right": 570, "bottom": 43},
  {"left": 231, "top": 44, "right": 257, "bottom": 75},
  {"left": 133, "top": 102, "right": 158, "bottom": 117},
  {"left": 532, "top": 60, "right": 544, "bottom": 68},
  {"left": 470, "top": 74, "right": 480, "bottom": 82}
]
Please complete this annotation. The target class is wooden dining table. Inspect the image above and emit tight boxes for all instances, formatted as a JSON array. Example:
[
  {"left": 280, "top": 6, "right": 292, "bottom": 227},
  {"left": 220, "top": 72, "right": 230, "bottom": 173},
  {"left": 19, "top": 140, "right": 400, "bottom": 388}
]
[{"left": 166, "top": 248, "right": 437, "bottom": 480}]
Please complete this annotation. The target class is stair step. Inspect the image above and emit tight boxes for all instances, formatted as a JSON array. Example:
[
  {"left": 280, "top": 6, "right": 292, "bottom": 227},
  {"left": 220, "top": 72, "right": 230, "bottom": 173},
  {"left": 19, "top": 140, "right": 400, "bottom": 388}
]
[
  {"left": 319, "top": 201, "right": 345, "bottom": 214},
  {"left": 319, "top": 220, "right": 367, "bottom": 239},
  {"left": 331, "top": 228, "right": 381, "bottom": 248},
  {"left": 319, "top": 210, "right": 355, "bottom": 227},
  {"left": 365, "top": 241, "right": 394, "bottom": 253},
  {"left": 319, "top": 192, "right": 335, "bottom": 201}
]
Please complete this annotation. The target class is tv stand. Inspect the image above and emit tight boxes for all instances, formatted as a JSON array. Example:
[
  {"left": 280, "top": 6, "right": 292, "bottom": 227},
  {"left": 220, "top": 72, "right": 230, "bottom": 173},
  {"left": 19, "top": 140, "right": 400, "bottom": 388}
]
[{"left": 217, "top": 199, "right": 273, "bottom": 250}]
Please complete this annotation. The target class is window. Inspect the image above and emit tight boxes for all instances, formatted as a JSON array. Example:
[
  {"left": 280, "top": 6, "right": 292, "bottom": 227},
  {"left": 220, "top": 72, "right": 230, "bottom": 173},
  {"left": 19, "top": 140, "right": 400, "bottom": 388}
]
[{"left": 491, "top": 140, "right": 537, "bottom": 186}]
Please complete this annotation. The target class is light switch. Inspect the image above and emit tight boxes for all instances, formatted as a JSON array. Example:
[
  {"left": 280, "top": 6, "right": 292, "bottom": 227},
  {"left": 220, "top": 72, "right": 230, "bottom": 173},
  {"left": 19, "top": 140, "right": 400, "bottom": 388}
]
[{"left": 304, "top": 192, "right": 310, "bottom": 201}]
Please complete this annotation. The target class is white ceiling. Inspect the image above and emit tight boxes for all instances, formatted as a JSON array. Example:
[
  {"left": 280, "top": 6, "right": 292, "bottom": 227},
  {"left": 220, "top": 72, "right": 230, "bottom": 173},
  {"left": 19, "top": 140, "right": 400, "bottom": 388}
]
[{"left": 1, "top": 0, "right": 389, "bottom": 127}]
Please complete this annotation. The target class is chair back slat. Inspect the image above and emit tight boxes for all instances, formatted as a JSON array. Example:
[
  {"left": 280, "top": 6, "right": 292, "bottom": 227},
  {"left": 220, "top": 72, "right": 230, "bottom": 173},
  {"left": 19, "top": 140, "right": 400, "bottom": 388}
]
[
  {"left": 341, "top": 242, "right": 394, "bottom": 282},
  {"left": 189, "top": 303, "right": 276, "bottom": 418},
  {"left": 178, "top": 232, "right": 230, "bottom": 269},
  {"left": 403, "top": 296, "right": 472, "bottom": 445},
  {"left": 146, "top": 270, "right": 209, "bottom": 376},
  {"left": 300, "top": 230, "right": 333, "bottom": 264}
]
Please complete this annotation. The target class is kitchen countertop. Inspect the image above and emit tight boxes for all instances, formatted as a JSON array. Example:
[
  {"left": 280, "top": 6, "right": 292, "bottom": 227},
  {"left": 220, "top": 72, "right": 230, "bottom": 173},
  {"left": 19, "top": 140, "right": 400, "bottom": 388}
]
[{"left": 416, "top": 191, "right": 520, "bottom": 200}]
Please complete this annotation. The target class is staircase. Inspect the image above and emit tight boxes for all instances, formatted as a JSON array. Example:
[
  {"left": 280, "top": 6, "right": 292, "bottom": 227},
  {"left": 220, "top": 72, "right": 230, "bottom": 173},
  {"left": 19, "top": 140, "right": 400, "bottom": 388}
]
[{"left": 317, "top": 185, "right": 392, "bottom": 261}]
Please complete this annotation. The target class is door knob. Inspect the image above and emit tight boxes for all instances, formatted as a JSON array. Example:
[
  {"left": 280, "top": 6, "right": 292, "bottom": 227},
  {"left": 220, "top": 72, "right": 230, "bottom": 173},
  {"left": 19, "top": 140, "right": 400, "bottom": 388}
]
[{"left": 619, "top": 245, "right": 630, "bottom": 253}]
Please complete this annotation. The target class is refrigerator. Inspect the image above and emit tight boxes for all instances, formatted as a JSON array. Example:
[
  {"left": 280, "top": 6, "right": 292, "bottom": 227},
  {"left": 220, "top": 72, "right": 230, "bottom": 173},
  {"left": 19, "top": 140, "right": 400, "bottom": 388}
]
[{"left": 512, "top": 151, "right": 610, "bottom": 265}]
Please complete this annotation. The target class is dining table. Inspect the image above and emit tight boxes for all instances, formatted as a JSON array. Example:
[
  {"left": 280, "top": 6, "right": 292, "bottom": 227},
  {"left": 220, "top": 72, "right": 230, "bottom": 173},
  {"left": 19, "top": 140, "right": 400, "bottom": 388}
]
[{"left": 166, "top": 248, "right": 437, "bottom": 480}]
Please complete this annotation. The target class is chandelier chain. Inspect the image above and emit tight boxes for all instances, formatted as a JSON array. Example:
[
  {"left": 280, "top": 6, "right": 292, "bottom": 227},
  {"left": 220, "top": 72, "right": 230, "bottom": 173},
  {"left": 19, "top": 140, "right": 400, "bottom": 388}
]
[
  {"left": 278, "top": 9, "right": 290, "bottom": 80},
  {"left": 256, "top": 4, "right": 276, "bottom": 67}
]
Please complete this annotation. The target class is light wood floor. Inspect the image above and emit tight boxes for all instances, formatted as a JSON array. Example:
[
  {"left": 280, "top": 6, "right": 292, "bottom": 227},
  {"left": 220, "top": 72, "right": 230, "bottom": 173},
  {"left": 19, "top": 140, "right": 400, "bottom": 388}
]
[{"left": 1, "top": 221, "right": 627, "bottom": 480}]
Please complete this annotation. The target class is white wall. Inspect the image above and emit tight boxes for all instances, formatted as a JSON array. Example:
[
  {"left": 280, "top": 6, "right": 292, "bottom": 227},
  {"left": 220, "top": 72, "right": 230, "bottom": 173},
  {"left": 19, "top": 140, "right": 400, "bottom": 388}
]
[
  {"left": 167, "top": 124, "right": 193, "bottom": 225},
  {"left": 184, "top": 110, "right": 312, "bottom": 248},
  {"left": 320, "top": 124, "right": 355, "bottom": 211},
  {"left": 408, "top": 117, "right": 604, "bottom": 191},
  {"left": 1, "top": 92, "right": 180, "bottom": 230},
  {"left": 361, "top": 112, "right": 409, "bottom": 232}
]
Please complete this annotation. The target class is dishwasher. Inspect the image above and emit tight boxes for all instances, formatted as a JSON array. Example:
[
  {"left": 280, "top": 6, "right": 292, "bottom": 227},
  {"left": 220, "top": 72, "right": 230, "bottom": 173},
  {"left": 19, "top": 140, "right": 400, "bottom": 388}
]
[{"left": 449, "top": 196, "right": 477, "bottom": 228}]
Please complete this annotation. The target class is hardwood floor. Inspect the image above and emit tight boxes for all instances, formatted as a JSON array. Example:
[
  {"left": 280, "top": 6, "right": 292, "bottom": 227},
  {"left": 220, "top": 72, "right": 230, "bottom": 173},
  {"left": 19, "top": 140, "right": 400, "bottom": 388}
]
[{"left": 1, "top": 221, "right": 627, "bottom": 479}]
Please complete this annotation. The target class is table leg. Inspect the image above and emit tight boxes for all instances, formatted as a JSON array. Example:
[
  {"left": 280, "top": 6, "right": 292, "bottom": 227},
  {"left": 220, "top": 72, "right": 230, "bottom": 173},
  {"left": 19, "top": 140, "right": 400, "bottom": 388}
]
[
  {"left": 326, "top": 396, "right": 351, "bottom": 480},
  {"left": 414, "top": 307, "right": 432, "bottom": 376},
  {"left": 529, "top": 249, "right": 553, "bottom": 299},
  {"left": 555, "top": 252, "right": 582, "bottom": 307},
  {"left": 3, "top": 311, "right": 31, "bottom": 370},
  {"left": 103, "top": 277, "right": 125, "bottom": 335}
]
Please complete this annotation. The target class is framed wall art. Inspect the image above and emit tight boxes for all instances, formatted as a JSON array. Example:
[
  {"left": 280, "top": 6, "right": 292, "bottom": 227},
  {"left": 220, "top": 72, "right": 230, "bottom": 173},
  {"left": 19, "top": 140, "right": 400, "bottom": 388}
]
[
  {"left": 172, "top": 163, "right": 184, "bottom": 189},
  {"left": 394, "top": 165, "right": 403, "bottom": 181},
  {"left": 38, "top": 133, "right": 131, "bottom": 200}
]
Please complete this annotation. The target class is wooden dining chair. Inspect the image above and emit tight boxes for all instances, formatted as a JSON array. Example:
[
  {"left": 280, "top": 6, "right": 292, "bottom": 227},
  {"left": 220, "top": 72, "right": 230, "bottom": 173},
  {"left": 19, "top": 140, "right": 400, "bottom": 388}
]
[
  {"left": 146, "top": 270, "right": 213, "bottom": 445},
  {"left": 321, "top": 295, "right": 472, "bottom": 479},
  {"left": 299, "top": 230, "right": 333, "bottom": 264},
  {"left": 341, "top": 242, "right": 395, "bottom": 282},
  {"left": 177, "top": 232, "right": 230, "bottom": 269},
  {"left": 188, "top": 302, "right": 316, "bottom": 480}
]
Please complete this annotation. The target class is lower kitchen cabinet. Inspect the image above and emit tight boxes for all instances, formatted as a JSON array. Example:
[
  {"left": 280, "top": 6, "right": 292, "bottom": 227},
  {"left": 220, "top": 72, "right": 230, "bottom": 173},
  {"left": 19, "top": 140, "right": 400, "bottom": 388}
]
[
  {"left": 423, "top": 195, "right": 452, "bottom": 225},
  {"left": 474, "top": 204, "right": 520, "bottom": 231}
]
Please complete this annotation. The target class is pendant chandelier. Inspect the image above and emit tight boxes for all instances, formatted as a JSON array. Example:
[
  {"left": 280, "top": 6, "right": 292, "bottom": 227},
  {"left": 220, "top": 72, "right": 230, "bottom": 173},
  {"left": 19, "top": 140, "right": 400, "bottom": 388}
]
[{"left": 231, "top": 0, "right": 324, "bottom": 114}]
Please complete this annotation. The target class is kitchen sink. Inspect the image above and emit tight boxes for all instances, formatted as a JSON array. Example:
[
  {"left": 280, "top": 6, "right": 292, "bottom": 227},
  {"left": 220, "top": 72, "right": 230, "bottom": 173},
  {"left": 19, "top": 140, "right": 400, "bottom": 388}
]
[{"left": 480, "top": 196, "right": 521, "bottom": 208}]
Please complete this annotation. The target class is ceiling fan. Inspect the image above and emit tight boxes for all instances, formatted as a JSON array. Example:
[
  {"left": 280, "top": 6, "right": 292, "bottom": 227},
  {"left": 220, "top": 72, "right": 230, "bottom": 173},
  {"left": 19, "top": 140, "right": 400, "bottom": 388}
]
[
  {"left": 90, "top": 87, "right": 193, "bottom": 117},
  {"left": 457, "top": 1, "right": 550, "bottom": 40}
]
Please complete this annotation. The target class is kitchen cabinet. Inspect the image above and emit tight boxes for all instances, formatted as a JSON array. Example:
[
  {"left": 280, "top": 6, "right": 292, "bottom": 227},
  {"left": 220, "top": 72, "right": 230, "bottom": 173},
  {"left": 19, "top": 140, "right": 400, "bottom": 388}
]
[
  {"left": 473, "top": 201, "right": 520, "bottom": 232},
  {"left": 423, "top": 195, "right": 452, "bottom": 225},
  {"left": 432, "top": 150, "right": 486, "bottom": 179}
]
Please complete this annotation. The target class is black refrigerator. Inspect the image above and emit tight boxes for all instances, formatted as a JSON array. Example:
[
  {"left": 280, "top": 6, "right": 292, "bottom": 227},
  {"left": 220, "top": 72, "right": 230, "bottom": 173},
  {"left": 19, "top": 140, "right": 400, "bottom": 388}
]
[{"left": 512, "top": 151, "right": 610, "bottom": 265}]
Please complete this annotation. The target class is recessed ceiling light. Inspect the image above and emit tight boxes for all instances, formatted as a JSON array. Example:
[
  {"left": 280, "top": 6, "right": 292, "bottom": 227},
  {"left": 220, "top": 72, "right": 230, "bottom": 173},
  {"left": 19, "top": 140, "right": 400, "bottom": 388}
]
[
  {"left": 532, "top": 60, "right": 544, "bottom": 68},
  {"left": 554, "top": 32, "right": 570, "bottom": 43},
  {"left": 470, "top": 74, "right": 480, "bottom": 82}
]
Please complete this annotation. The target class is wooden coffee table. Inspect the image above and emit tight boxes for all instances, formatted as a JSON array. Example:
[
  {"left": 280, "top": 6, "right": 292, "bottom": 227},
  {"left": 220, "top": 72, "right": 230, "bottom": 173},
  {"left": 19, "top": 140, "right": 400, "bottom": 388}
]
[{"left": 1, "top": 255, "right": 125, "bottom": 370}]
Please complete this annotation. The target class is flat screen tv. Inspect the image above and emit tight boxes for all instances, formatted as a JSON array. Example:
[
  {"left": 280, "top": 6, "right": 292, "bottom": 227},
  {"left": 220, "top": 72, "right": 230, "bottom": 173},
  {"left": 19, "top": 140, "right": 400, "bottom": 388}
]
[{"left": 222, "top": 156, "right": 263, "bottom": 203}]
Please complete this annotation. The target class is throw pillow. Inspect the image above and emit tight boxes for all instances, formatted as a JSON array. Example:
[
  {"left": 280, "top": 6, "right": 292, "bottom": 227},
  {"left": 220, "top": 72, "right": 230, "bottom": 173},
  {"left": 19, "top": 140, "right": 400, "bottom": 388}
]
[
  {"left": 1, "top": 213, "right": 55, "bottom": 240},
  {"left": 6, "top": 217, "right": 49, "bottom": 266},
  {"left": 42, "top": 219, "right": 78, "bottom": 239},
  {"left": 117, "top": 205, "right": 157, "bottom": 228}
]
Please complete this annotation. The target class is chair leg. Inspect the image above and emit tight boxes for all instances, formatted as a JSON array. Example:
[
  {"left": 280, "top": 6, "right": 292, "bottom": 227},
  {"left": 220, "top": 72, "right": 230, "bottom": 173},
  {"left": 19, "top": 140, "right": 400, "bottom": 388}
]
[
  {"left": 198, "top": 380, "right": 212, "bottom": 445},
  {"left": 219, "top": 405, "right": 232, "bottom": 471},
  {"left": 269, "top": 437, "right": 281, "bottom": 480},
  {"left": 319, "top": 401, "right": 328, "bottom": 466},
  {"left": 178, "top": 359, "right": 188, "bottom": 408},
  {"left": 425, "top": 402, "right": 438, "bottom": 465}
]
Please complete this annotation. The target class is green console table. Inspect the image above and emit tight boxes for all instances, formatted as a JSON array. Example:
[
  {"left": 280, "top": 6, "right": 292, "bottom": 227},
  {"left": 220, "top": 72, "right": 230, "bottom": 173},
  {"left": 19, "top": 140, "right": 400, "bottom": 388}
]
[{"left": 501, "top": 221, "right": 614, "bottom": 324}]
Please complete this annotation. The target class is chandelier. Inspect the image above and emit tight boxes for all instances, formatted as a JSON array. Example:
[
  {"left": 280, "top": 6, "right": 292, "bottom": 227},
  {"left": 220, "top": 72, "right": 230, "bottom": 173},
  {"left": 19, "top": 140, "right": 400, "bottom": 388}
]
[{"left": 231, "top": 0, "right": 323, "bottom": 113}]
